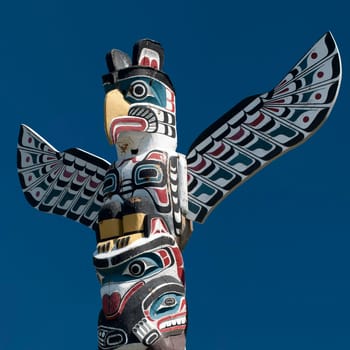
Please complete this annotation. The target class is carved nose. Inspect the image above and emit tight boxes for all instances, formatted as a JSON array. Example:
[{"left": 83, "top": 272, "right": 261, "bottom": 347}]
[{"left": 102, "top": 292, "right": 121, "bottom": 318}]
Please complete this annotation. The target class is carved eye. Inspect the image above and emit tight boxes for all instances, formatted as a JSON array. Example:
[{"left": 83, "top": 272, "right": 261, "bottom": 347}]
[
  {"left": 122, "top": 258, "right": 157, "bottom": 278},
  {"left": 128, "top": 260, "right": 145, "bottom": 277},
  {"left": 129, "top": 81, "right": 148, "bottom": 100},
  {"left": 156, "top": 297, "right": 177, "bottom": 312}
]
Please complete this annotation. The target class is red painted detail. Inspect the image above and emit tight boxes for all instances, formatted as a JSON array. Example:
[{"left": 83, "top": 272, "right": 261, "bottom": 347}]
[
  {"left": 110, "top": 117, "right": 148, "bottom": 144},
  {"left": 180, "top": 298, "right": 186, "bottom": 311},
  {"left": 77, "top": 174, "right": 86, "bottom": 183},
  {"left": 171, "top": 246, "right": 183, "bottom": 268},
  {"left": 140, "top": 57, "right": 150, "bottom": 66},
  {"left": 36, "top": 191, "right": 40, "bottom": 198},
  {"left": 209, "top": 142, "right": 225, "bottom": 156},
  {"left": 311, "top": 52, "right": 318, "bottom": 59},
  {"left": 162, "top": 255, "right": 171, "bottom": 267},
  {"left": 190, "top": 157, "right": 207, "bottom": 172},
  {"left": 104, "top": 281, "right": 144, "bottom": 320},
  {"left": 89, "top": 179, "right": 99, "bottom": 188},
  {"left": 150, "top": 218, "right": 169, "bottom": 235},
  {"left": 63, "top": 170, "right": 73, "bottom": 178},
  {"left": 153, "top": 188, "right": 169, "bottom": 204},
  {"left": 158, "top": 250, "right": 171, "bottom": 270},
  {"left": 315, "top": 93, "right": 322, "bottom": 100},
  {"left": 28, "top": 175, "right": 32, "bottom": 181},
  {"left": 317, "top": 71, "right": 324, "bottom": 78},
  {"left": 303, "top": 116, "right": 310, "bottom": 123},
  {"left": 272, "top": 99, "right": 285, "bottom": 104},
  {"left": 265, "top": 107, "right": 280, "bottom": 113},
  {"left": 117, "top": 281, "right": 143, "bottom": 317},
  {"left": 278, "top": 87, "right": 289, "bottom": 94},
  {"left": 146, "top": 151, "right": 166, "bottom": 163},
  {"left": 144, "top": 310, "right": 152, "bottom": 320},
  {"left": 103, "top": 292, "right": 121, "bottom": 317},
  {"left": 166, "top": 88, "right": 175, "bottom": 113},
  {"left": 26, "top": 156, "right": 30, "bottom": 163},
  {"left": 248, "top": 113, "right": 265, "bottom": 127},
  {"left": 28, "top": 137, "right": 32, "bottom": 143},
  {"left": 158, "top": 250, "right": 168, "bottom": 259},
  {"left": 151, "top": 59, "right": 159, "bottom": 69},
  {"left": 229, "top": 127, "right": 245, "bottom": 141},
  {"left": 172, "top": 246, "right": 185, "bottom": 283}
]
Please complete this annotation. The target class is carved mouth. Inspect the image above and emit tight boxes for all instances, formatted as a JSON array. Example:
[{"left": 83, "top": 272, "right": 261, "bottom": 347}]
[
  {"left": 158, "top": 314, "right": 187, "bottom": 332},
  {"left": 101, "top": 282, "right": 144, "bottom": 319},
  {"left": 128, "top": 106, "right": 157, "bottom": 125},
  {"left": 128, "top": 105, "right": 158, "bottom": 132},
  {"left": 110, "top": 116, "right": 148, "bottom": 144}
]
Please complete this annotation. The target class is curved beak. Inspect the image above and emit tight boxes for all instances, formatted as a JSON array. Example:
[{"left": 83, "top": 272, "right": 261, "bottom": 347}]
[{"left": 104, "top": 89, "right": 130, "bottom": 144}]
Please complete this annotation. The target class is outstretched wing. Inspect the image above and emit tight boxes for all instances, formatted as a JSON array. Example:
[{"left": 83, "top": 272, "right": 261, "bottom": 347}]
[
  {"left": 186, "top": 32, "right": 342, "bottom": 223},
  {"left": 17, "top": 124, "right": 111, "bottom": 231}
]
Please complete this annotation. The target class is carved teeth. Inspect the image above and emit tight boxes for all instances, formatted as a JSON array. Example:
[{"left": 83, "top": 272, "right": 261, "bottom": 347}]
[{"left": 159, "top": 317, "right": 186, "bottom": 330}]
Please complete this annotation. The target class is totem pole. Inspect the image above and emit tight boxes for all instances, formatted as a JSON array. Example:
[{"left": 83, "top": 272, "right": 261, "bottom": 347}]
[{"left": 17, "top": 33, "right": 342, "bottom": 349}]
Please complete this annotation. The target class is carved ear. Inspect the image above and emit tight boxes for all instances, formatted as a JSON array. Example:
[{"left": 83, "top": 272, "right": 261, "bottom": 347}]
[
  {"left": 105, "top": 49, "right": 131, "bottom": 72},
  {"left": 132, "top": 39, "right": 164, "bottom": 70}
]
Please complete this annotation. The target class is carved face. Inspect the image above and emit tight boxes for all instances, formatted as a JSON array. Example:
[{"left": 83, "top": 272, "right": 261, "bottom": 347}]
[
  {"left": 104, "top": 69, "right": 177, "bottom": 156},
  {"left": 94, "top": 234, "right": 187, "bottom": 349},
  {"left": 103, "top": 39, "right": 177, "bottom": 156}
]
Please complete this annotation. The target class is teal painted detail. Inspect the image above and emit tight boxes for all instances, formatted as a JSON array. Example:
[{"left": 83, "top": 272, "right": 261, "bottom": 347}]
[
  {"left": 228, "top": 153, "right": 253, "bottom": 169},
  {"left": 209, "top": 167, "right": 233, "bottom": 183},
  {"left": 304, "top": 70, "right": 316, "bottom": 86},
  {"left": 103, "top": 172, "right": 117, "bottom": 195},
  {"left": 85, "top": 201, "right": 101, "bottom": 218},
  {"left": 301, "top": 91, "right": 313, "bottom": 102},
  {"left": 193, "top": 183, "right": 216, "bottom": 199},
  {"left": 248, "top": 138, "right": 273, "bottom": 152},
  {"left": 188, "top": 201, "right": 201, "bottom": 215},
  {"left": 289, "top": 109, "right": 305, "bottom": 122},
  {"left": 43, "top": 188, "right": 61, "bottom": 204},
  {"left": 118, "top": 76, "right": 167, "bottom": 108},
  {"left": 59, "top": 191, "right": 75, "bottom": 207},
  {"left": 269, "top": 124, "right": 296, "bottom": 139},
  {"left": 97, "top": 253, "right": 164, "bottom": 283},
  {"left": 150, "top": 293, "right": 183, "bottom": 319},
  {"left": 299, "top": 57, "right": 308, "bottom": 70}
]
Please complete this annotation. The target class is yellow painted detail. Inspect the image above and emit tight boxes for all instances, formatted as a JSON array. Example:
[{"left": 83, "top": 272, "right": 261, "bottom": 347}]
[
  {"left": 123, "top": 213, "right": 145, "bottom": 234},
  {"left": 98, "top": 218, "right": 122, "bottom": 241},
  {"left": 116, "top": 233, "right": 144, "bottom": 249},
  {"left": 97, "top": 239, "right": 115, "bottom": 254},
  {"left": 96, "top": 232, "right": 145, "bottom": 252},
  {"left": 104, "top": 89, "right": 130, "bottom": 144}
]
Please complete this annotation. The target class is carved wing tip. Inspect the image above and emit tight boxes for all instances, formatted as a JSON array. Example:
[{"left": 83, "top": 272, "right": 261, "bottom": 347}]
[{"left": 185, "top": 32, "right": 342, "bottom": 224}]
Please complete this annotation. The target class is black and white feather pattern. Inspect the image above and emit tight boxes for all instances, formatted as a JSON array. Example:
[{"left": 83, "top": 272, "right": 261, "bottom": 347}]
[
  {"left": 17, "top": 125, "right": 110, "bottom": 230},
  {"left": 186, "top": 32, "right": 342, "bottom": 223}
]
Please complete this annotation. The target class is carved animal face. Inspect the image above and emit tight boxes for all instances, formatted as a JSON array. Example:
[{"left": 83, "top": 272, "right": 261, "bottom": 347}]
[
  {"left": 94, "top": 234, "right": 187, "bottom": 349},
  {"left": 103, "top": 40, "right": 177, "bottom": 156}
]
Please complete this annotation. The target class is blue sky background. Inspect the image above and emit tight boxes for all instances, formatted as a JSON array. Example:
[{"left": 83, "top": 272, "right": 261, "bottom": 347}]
[{"left": 1, "top": 1, "right": 349, "bottom": 349}]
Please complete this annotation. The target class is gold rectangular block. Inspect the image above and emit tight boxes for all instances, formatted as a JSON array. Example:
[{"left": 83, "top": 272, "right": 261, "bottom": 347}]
[
  {"left": 123, "top": 213, "right": 146, "bottom": 234},
  {"left": 98, "top": 218, "right": 122, "bottom": 241}
]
